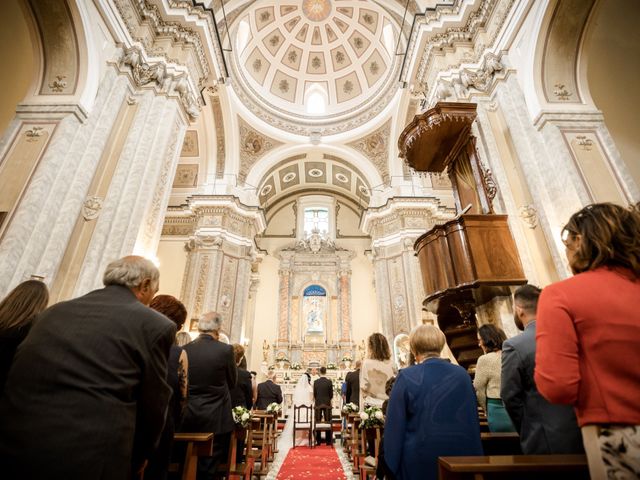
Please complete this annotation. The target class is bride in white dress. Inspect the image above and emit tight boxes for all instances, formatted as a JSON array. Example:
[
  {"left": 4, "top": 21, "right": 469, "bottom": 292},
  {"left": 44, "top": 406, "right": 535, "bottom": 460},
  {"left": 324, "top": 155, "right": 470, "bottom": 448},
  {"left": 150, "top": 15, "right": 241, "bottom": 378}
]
[{"left": 278, "top": 373, "right": 314, "bottom": 451}]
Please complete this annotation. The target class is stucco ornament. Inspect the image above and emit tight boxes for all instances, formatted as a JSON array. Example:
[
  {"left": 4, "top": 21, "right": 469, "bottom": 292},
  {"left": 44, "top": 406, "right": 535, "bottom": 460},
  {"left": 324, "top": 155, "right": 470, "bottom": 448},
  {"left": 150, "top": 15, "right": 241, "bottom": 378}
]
[{"left": 82, "top": 196, "right": 103, "bottom": 221}]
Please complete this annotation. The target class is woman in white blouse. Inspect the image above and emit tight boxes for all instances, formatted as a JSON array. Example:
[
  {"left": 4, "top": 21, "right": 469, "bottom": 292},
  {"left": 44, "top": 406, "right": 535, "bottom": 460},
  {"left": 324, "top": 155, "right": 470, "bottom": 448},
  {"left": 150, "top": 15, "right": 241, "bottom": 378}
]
[
  {"left": 473, "top": 324, "right": 515, "bottom": 432},
  {"left": 360, "top": 333, "right": 395, "bottom": 408}
]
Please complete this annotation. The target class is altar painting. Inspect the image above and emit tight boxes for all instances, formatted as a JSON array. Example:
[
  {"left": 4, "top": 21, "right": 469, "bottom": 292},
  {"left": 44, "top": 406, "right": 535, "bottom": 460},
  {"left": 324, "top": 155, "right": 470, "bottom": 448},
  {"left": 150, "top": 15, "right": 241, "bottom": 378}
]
[{"left": 302, "top": 285, "right": 326, "bottom": 334}]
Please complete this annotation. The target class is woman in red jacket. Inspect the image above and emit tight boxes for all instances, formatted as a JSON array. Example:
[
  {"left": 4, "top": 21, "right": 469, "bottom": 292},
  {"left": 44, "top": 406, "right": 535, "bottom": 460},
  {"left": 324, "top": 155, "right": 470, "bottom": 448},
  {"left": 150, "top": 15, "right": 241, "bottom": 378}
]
[{"left": 535, "top": 202, "right": 640, "bottom": 479}]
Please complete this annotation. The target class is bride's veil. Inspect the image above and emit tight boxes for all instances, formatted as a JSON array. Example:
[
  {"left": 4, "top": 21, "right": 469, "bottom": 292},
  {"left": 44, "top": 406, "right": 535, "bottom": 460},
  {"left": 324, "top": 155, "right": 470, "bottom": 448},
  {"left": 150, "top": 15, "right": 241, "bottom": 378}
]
[{"left": 277, "top": 374, "right": 312, "bottom": 451}]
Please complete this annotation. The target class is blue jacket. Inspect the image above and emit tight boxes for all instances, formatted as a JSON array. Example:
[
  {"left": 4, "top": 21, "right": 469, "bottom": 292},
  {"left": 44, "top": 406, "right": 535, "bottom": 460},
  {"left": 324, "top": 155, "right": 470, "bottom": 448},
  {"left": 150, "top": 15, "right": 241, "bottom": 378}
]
[{"left": 384, "top": 358, "right": 483, "bottom": 480}]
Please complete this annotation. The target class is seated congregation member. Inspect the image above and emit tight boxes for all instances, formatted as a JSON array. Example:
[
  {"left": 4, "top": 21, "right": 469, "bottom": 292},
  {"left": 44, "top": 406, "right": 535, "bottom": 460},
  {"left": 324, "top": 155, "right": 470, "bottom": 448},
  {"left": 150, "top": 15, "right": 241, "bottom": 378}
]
[
  {"left": 361, "top": 333, "right": 395, "bottom": 408},
  {"left": 0, "top": 279, "right": 49, "bottom": 392},
  {"left": 255, "top": 370, "right": 283, "bottom": 410},
  {"left": 146, "top": 294, "right": 190, "bottom": 480},
  {"left": 385, "top": 325, "right": 482, "bottom": 480},
  {"left": 180, "top": 312, "right": 237, "bottom": 478},
  {"left": 501, "top": 284, "right": 583, "bottom": 455},
  {"left": 344, "top": 360, "right": 361, "bottom": 407},
  {"left": 0, "top": 256, "right": 175, "bottom": 479},
  {"left": 230, "top": 344, "right": 253, "bottom": 409},
  {"left": 313, "top": 366, "right": 334, "bottom": 445},
  {"left": 535, "top": 203, "right": 640, "bottom": 479},
  {"left": 473, "top": 324, "right": 515, "bottom": 432}
]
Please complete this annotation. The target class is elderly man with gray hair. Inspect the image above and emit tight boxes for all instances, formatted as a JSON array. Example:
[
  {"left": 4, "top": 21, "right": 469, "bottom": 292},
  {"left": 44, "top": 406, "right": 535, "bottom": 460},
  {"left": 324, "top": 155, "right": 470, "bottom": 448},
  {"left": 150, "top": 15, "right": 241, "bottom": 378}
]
[
  {"left": 0, "top": 255, "right": 176, "bottom": 480},
  {"left": 180, "top": 311, "right": 237, "bottom": 478}
]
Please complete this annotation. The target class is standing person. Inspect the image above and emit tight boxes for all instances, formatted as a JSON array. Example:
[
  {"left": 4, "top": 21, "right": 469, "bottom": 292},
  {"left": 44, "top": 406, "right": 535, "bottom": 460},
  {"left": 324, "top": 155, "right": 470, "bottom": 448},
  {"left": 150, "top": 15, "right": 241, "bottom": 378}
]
[
  {"left": 360, "top": 333, "right": 394, "bottom": 408},
  {"left": 0, "top": 256, "right": 175, "bottom": 480},
  {"left": 385, "top": 325, "right": 482, "bottom": 480},
  {"left": 474, "top": 324, "right": 515, "bottom": 432},
  {"left": 176, "top": 331, "right": 192, "bottom": 347},
  {"left": 501, "top": 284, "right": 583, "bottom": 454},
  {"left": 180, "top": 312, "right": 237, "bottom": 479},
  {"left": 146, "top": 294, "right": 190, "bottom": 480},
  {"left": 230, "top": 344, "right": 253, "bottom": 409},
  {"left": 535, "top": 203, "right": 640, "bottom": 479},
  {"left": 313, "top": 366, "right": 334, "bottom": 445},
  {"left": 255, "top": 370, "right": 283, "bottom": 410},
  {"left": 344, "top": 360, "right": 361, "bottom": 407},
  {"left": 0, "top": 279, "right": 49, "bottom": 392},
  {"left": 278, "top": 373, "right": 314, "bottom": 450}
]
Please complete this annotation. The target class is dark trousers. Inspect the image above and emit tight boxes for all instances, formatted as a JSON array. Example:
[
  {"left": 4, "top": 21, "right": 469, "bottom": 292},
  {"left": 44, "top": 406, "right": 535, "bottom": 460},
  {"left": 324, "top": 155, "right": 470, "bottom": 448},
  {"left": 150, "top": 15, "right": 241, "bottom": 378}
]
[
  {"left": 196, "top": 432, "right": 230, "bottom": 480},
  {"left": 314, "top": 407, "right": 333, "bottom": 445}
]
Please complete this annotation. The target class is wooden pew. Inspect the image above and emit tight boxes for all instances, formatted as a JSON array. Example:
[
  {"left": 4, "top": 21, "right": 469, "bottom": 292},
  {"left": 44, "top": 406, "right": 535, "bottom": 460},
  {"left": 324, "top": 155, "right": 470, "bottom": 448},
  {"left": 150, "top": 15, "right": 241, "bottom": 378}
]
[
  {"left": 438, "top": 454, "right": 589, "bottom": 480},
  {"left": 170, "top": 432, "right": 214, "bottom": 480}
]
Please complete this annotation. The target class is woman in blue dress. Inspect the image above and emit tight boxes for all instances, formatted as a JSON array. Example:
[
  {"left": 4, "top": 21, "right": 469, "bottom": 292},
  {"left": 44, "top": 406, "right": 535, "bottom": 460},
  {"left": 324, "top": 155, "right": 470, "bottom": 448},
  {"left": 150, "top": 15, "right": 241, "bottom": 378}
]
[{"left": 384, "top": 325, "right": 483, "bottom": 480}]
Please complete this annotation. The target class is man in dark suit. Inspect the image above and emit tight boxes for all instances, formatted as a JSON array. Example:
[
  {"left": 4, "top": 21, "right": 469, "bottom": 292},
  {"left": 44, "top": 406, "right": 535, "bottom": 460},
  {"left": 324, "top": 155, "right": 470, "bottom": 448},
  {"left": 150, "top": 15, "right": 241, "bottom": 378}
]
[
  {"left": 344, "top": 360, "right": 361, "bottom": 406},
  {"left": 501, "top": 284, "right": 583, "bottom": 454},
  {"left": 255, "top": 370, "right": 283, "bottom": 410},
  {"left": 313, "top": 366, "right": 334, "bottom": 445},
  {"left": 180, "top": 312, "right": 237, "bottom": 478},
  {"left": 0, "top": 256, "right": 175, "bottom": 480}
]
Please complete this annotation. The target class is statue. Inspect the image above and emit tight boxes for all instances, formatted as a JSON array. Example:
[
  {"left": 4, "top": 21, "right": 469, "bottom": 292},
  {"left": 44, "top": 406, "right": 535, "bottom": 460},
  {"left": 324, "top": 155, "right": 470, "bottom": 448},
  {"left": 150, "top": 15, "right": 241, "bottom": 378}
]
[{"left": 262, "top": 339, "right": 270, "bottom": 363}]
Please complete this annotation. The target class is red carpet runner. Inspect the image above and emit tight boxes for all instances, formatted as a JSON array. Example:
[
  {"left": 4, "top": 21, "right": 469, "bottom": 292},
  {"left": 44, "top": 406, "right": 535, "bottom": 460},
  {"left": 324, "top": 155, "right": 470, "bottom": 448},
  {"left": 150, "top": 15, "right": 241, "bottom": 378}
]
[{"left": 276, "top": 446, "right": 347, "bottom": 479}]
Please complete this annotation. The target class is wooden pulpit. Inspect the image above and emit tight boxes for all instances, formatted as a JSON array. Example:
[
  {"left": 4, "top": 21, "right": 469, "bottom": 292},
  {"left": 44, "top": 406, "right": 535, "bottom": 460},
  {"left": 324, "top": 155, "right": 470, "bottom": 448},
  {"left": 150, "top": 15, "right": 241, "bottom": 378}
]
[{"left": 399, "top": 102, "right": 526, "bottom": 369}]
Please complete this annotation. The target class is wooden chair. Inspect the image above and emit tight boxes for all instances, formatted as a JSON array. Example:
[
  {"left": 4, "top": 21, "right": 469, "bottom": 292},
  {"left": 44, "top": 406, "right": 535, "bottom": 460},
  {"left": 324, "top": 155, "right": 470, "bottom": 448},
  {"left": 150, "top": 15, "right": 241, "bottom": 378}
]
[
  {"left": 438, "top": 454, "right": 589, "bottom": 480},
  {"left": 358, "top": 427, "right": 382, "bottom": 480},
  {"left": 350, "top": 416, "right": 364, "bottom": 471},
  {"left": 313, "top": 404, "right": 333, "bottom": 447},
  {"left": 292, "top": 404, "right": 314, "bottom": 448},
  {"left": 169, "top": 432, "right": 214, "bottom": 480},
  {"left": 215, "top": 421, "right": 256, "bottom": 480},
  {"left": 248, "top": 413, "right": 271, "bottom": 478}
]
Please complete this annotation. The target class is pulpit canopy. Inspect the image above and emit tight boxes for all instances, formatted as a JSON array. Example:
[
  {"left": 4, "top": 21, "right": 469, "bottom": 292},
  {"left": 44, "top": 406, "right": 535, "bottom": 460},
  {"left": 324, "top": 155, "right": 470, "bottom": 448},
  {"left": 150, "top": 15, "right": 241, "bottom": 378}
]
[{"left": 398, "top": 102, "right": 477, "bottom": 173}]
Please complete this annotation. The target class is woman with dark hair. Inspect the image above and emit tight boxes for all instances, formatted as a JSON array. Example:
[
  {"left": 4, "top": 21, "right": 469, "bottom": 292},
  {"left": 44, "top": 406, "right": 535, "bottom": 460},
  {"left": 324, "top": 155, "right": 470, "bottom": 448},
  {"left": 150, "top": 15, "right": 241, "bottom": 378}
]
[
  {"left": 0, "top": 280, "right": 49, "bottom": 392},
  {"left": 360, "top": 333, "right": 395, "bottom": 408},
  {"left": 473, "top": 324, "right": 514, "bottom": 432},
  {"left": 535, "top": 203, "right": 640, "bottom": 479},
  {"left": 146, "top": 294, "right": 189, "bottom": 480},
  {"left": 230, "top": 344, "right": 252, "bottom": 409}
]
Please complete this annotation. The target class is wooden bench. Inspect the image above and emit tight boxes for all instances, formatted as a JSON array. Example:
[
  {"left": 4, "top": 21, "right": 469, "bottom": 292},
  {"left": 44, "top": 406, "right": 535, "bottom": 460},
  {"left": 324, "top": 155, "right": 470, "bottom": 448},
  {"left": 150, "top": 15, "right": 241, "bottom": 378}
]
[
  {"left": 170, "top": 432, "right": 214, "bottom": 480},
  {"left": 480, "top": 432, "right": 521, "bottom": 456},
  {"left": 438, "top": 454, "right": 589, "bottom": 480}
]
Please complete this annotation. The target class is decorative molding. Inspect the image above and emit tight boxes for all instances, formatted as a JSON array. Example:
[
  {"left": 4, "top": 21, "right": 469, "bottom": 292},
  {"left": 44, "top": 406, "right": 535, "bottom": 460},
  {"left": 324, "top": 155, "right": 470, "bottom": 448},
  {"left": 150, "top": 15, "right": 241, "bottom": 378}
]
[
  {"left": 575, "top": 135, "right": 594, "bottom": 151},
  {"left": 553, "top": 83, "right": 572, "bottom": 101},
  {"left": 347, "top": 119, "right": 391, "bottom": 184},
  {"left": 211, "top": 97, "right": 226, "bottom": 178},
  {"left": 518, "top": 204, "right": 538, "bottom": 229},
  {"left": 82, "top": 196, "right": 103, "bottom": 221},
  {"left": 238, "top": 116, "right": 283, "bottom": 183},
  {"left": 48, "top": 75, "right": 68, "bottom": 93}
]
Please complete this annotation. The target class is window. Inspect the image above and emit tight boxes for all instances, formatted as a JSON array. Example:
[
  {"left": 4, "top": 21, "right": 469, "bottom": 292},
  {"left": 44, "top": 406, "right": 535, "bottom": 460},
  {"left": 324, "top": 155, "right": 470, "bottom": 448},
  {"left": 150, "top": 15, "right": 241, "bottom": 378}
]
[
  {"left": 236, "top": 18, "right": 250, "bottom": 54},
  {"left": 303, "top": 207, "right": 329, "bottom": 236},
  {"left": 305, "top": 84, "right": 327, "bottom": 115}
]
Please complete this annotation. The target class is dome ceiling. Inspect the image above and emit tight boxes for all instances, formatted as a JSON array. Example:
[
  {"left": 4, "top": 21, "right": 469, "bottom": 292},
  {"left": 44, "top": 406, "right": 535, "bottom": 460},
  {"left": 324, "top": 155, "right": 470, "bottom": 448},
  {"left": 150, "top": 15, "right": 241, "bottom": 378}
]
[{"left": 230, "top": 0, "right": 402, "bottom": 137}]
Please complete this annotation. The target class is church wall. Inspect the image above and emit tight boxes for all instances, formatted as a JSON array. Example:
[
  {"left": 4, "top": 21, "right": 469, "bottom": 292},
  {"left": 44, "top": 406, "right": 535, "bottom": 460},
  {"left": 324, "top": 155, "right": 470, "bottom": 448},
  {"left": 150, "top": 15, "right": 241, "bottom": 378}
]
[
  {"left": 157, "top": 238, "right": 189, "bottom": 299},
  {"left": 583, "top": 0, "right": 640, "bottom": 188}
]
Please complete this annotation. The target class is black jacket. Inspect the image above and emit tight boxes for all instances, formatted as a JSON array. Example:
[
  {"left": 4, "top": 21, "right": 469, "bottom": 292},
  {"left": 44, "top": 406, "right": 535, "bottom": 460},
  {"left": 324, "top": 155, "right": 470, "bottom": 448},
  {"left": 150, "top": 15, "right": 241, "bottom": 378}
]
[
  {"left": 345, "top": 369, "right": 360, "bottom": 406},
  {"left": 230, "top": 368, "right": 253, "bottom": 409},
  {"left": 180, "top": 334, "right": 237, "bottom": 435},
  {"left": 313, "top": 376, "right": 334, "bottom": 406},
  {"left": 0, "top": 285, "right": 175, "bottom": 480},
  {"left": 255, "top": 380, "right": 283, "bottom": 410}
]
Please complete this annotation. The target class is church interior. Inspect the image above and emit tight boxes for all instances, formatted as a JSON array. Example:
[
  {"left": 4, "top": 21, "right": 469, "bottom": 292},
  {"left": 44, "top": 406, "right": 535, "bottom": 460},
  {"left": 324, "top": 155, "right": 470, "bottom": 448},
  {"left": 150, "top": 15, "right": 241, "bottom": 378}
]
[{"left": 0, "top": 0, "right": 639, "bottom": 478}]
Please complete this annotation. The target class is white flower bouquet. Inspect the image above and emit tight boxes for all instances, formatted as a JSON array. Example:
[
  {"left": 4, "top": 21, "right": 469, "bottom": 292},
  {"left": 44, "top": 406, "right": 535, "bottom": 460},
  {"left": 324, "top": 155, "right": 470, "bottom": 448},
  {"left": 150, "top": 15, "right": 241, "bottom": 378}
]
[
  {"left": 358, "top": 405, "right": 385, "bottom": 429},
  {"left": 232, "top": 405, "right": 252, "bottom": 428},
  {"left": 266, "top": 402, "right": 282, "bottom": 414},
  {"left": 342, "top": 402, "right": 359, "bottom": 414}
]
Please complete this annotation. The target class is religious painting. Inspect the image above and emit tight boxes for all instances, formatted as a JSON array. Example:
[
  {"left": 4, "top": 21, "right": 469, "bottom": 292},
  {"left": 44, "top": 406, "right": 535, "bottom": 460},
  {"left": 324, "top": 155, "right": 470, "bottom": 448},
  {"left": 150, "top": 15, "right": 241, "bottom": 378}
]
[
  {"left": 302, "top": 284, "right": 326, "bottom": 334},
  {"left": 393, "top": 333, "right": 411, "bottom": 369}
]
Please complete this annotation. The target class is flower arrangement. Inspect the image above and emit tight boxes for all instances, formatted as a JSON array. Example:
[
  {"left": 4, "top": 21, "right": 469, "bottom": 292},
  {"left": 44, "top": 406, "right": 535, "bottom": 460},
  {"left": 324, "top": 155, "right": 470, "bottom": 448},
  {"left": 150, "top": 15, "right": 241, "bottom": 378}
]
[
  {"left": 342, "top": 402, "right": 359, "bottom": 414},
  {"left": 358, "top": 406, "right": 385, "bottom": 429},
  {"left": 290, "top": 362, "right": 302, "bottom": 370},
  {"left": 341, "top": 354, "right": 353, "bottom": 362},
  {"left": 275, "top": 352, "right": 289, "bottom": 362},
  {"left": 266, "top": 402, "right": 282, "bottom": 414},
  {"left": 326, "top": 362, "right": 337, "bottom": 370},
  {"left": 232, "top": 406, "right": 252, "bottom": 428}
]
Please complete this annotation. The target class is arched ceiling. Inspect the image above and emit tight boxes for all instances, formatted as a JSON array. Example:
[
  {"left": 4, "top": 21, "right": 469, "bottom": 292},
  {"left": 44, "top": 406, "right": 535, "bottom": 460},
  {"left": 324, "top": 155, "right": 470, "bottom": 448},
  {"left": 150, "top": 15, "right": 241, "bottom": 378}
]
[
  {"left": 230, "top": 0, "right": 403, "bottom": 137},
  {"left": 257, "top": 153, "right": 372, "bottom": 208}
]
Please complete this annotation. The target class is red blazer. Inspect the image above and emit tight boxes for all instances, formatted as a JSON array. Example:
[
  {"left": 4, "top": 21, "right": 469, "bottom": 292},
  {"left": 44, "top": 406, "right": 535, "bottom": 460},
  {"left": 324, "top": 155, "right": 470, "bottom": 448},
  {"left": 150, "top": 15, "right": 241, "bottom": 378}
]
[{"left": 535, "top": 267, "right": 640, "bottom": 426}]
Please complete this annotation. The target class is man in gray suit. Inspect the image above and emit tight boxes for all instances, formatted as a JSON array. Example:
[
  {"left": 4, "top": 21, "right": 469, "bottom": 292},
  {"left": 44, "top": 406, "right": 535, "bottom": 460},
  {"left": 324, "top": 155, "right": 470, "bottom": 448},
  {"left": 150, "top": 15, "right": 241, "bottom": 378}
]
[
  {"left": 0, "top": 256, "right": 176, "bottom": 479},
  {"left": 501, "top": 284, "right": 583, "bottom": 454}
]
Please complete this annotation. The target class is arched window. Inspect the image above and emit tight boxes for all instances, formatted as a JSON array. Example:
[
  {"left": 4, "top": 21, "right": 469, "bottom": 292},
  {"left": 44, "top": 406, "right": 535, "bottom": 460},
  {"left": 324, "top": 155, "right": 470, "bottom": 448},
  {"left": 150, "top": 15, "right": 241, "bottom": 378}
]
[
  {"left": 305, "top": 84, "right": 327, "bottom": 115},
  {"left": 236, "top": 18, "right": 251, "bottom": 54}
]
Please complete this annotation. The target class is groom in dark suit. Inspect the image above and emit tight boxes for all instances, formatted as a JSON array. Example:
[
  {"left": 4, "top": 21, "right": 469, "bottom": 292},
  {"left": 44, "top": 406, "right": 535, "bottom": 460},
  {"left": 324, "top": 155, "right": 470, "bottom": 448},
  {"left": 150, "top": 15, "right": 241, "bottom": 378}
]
[{"left": 313, "top": 366, "right": 334, "bottom": 445}]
